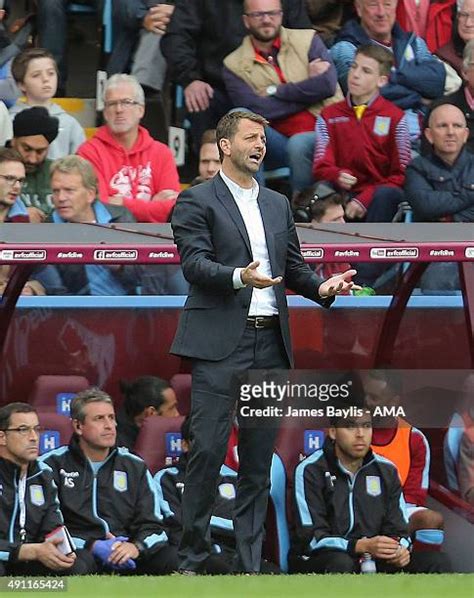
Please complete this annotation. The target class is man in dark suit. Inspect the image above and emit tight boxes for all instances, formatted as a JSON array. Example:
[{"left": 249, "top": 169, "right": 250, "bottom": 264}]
[{"left": 171, "top": 110, "right": 357, "bottom": 574}]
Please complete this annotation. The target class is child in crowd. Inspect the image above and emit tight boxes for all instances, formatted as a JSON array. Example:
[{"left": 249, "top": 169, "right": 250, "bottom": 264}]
[
  {"left": 313, "top": 43, "right": 411, "bottom": 224},
  {"left": 9, "top": 48, "right": 85, "bottom": 159}
]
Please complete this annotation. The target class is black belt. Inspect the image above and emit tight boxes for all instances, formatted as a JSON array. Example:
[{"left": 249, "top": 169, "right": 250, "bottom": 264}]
[{"left": 246, "top": 316, "right": 280, "bottom": 329}]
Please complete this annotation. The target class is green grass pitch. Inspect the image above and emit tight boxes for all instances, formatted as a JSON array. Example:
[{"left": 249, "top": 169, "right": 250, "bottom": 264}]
[{"left": 28, "top": 574, "right": 474, "bottom": 598}]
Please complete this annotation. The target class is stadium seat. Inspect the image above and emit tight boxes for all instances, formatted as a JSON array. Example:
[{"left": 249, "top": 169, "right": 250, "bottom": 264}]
[
  {"left": 28, "top": 375, "right": 91, "bottom": 413},
  {"left": 37, "top": 410, "right": 73, "bottom": 455},
  {"left": 170, "top": 373, "right": 191, "bottom": 416},
  {"left": 444, "top": 412, "right": 465, "bottom": 492},
  {"left": 134, "top": 415, "right": 185, "bottom": 474},
  {"left": 68, "top": 0, "right": 113, "bottom": 54}
]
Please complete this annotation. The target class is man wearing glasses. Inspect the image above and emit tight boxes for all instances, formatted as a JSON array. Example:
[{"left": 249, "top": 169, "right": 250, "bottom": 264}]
[
  {"left": 78, "top": 74, "right": 181, "bottom": 223},
  {"left": 0, "top": 402, "right": 96, "bottom": 576},
  {"left": 0, "top": 147, "right": 29, "bottom": 223}
]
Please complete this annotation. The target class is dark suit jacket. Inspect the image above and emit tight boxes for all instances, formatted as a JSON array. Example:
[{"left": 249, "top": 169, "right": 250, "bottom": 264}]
[{"left": 171, "top": 174, "right": 332, "bottom": 365}]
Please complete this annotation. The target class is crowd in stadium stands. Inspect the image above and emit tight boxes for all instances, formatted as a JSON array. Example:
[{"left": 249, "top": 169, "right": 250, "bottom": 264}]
[{"left": 0, "top": 0, "right": 472, "bottom": 577}]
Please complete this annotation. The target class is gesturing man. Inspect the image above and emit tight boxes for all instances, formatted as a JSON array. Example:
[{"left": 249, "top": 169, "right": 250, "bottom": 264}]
[{"left": 171, "top": 110, "right": 357, "bottom": 574}]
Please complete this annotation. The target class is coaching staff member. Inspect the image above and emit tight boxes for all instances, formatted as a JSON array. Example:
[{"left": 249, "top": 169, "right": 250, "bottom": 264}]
[{"left": 171, "top": 110, "right": 358, "bottom": 574}]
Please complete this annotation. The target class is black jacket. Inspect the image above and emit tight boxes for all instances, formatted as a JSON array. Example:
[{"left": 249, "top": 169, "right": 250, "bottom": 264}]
[
  {"left": 291, "top": 438, "right": 411, "bottom": 558},
  {"left": 161, "top": 0, "right": 311, "bottom": 90},
  {"left": 155, "top": 455, "right": 236, "bottom": 551},
  {"left": 0, "top": 457, "right": 64, "bottom": 563},
  {"left": 39, "top": 436, "right": 168, "bottom": 557},
  {"left": 405, "top": 148, "right": 474, "bottom": 222}
]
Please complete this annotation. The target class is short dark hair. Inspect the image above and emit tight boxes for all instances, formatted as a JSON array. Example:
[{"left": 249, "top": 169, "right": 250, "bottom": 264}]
[
  {"left": 0, "top": 147, "right": 24, "bottom": 168},
  {"left": 355, "top": 44, "right": 394, "bottom": 77},
  {"left": 120, "top": 376, "right": 171, "bottom": 419},
  {"left": 293, "top": 184, "right": 345, "bottom": 223},
  {"left": 216, "top": 110, "right": 268, "bottom": 161},
  {"left": 11, "top": 48, "right": 58, "bottom": 84},
  {"left": 0, "top": 403, "right": 36, "bottom": 431},
  {"left": 71, "top": 388, "right": 113, "bottom": 423}
]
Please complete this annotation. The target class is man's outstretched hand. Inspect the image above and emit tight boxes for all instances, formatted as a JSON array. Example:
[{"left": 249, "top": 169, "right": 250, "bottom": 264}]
[
  {"left": 241, "top": 261, "right": 283, "bottom": 289},
  {"left": 318, "top": 269, "right": 361, "bottom": 298}
]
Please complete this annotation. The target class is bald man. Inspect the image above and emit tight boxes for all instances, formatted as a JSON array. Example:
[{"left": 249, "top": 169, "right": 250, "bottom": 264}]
[{"left": 405, "top": 104, "right": 474, "bottom": 222}]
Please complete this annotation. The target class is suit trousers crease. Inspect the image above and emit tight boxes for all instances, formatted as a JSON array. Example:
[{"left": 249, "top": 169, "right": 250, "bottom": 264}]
[{"left": 178, "top": 326, "right": 288, "bottom": 573}]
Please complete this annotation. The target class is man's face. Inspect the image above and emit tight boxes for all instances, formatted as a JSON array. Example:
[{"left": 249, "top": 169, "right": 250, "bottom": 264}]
[
  {"left": 425, "top": 105, "right": 469, "bottom": 163},
  {"left": 199, "top": 142, "right": 220, "bottom": 180},
  {"left": 221, "top": 118, "right": 266, "bottom": 176},
  {"left": 74, "top": 401, "right": 117, "bottom": 450},
  {"left": 458, "top": 0, "right": 474, "bottom": 43},
  {"left": 362, "top": 374, "right": 399, "bottom": 411},
  {"left": 318, "top": 203, "right": 345, "bottom": 224},
  {"left": 0, "top": 161, "right": 26, "bottom": 208},
  {"left": 51, "top": 170, "right": 96, "bottom": 222},
  {"left": 103, "top": 83, "right": 145, "bottom": 136},
  {"left": 11, "top": 135, "right": 49, "bottom": 174},
  {"left": 0, "top": 412, "right": 40, "bottom": 466},
  {"left": 243, "top": 0, "right": 283, "bottom": 43},
  {"left": 329, "top": 414, "right": 373, "bottom": 461},
  {"left": 348, "top": 53, "right": 386, "bottom": 102},
  {"left": 462, "top": 58, "right": 474, "bottom": 92},
  {"left": 355, "top": 0, "right": 397, "bottom": 42}
]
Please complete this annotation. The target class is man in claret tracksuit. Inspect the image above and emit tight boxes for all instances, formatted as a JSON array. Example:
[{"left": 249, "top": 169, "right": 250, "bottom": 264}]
[
  {"left": 78, "top": 74, "right": 180, "bottom": 223},
  {"left": 40, "top": 388, "right": 178, "bottom": 574}
]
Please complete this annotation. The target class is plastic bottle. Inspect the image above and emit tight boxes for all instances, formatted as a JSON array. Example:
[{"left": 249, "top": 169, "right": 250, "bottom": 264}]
[{"left": 360, "top": 552, "right": 377, "bottom": 574}]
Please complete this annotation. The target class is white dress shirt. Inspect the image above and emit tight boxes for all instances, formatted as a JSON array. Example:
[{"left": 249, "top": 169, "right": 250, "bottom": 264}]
[{"left": 220, "top": 171, "right": 278, "bottom": 316}]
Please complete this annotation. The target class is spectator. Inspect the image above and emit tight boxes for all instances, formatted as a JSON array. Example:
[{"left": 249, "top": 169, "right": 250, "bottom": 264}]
[
  {"left": 108, "top": 2, "right": 174, "bottom": 95},
  {"left": 458, "top": 426, "right": 474, "bottom": 505},
  {"left": 34, "top": 155, "right": 141, "bottom": 296},
  {"left": 0, "top": 402, "right": 96, "bottom": 576},
  {"left": 116, "top": 375, "right": 180, "bottom": 450},
  {"left": 35, "top": 0, "right": 98, "bottom": 95},
  {"left": 0, "top": 146, "right": 28, "bottom": 222},
  {"left": 9, "top": 49, "right": 85, "bottom": 160},
  {"left": 330, "top": 0, "right": 461, "bottom": 142},
  {"left": 78, "top": 74, "right": 180, "bottom": 223},
  {"left": 161, "top": 0, "right": 312, "bottom": 152},
  {"left": 305, "top": 0, "right": 356, "bottom": 47},
  {"left": 292, "top": 181, "right": 350, "bottom": 286},
  {"left": 405, "top": 103, "right": 474, "bottom": 221},
  {"left": 314, "top": 44, "right": 410, "bottom": 223},
  {"left": 293, "top": 181, "right": 345, "bottom": 224},
  {"left": 0, "top": 8, "right": 32, "bottom": 107},
  {"left": 190, "top": 129, "right": 220, "bottom": 186},
  {"left": 290, "top": 410, "right": 451, "bottom": 573},
  {"left": 437, "top": 0, "right": 474, "bottom": 74},
  {"left": 425, "top": 38, "right": 474, "bottom": 154},
  {"left": 10, "top": 106, "right": 59, "bottom": 222},
  {"left": 222, "top": 0, "right": 340, "bottom": 195},
  {"left": 39, "top": 388, "right": 178, "bottom": 574},
  {"left": 363, "top": 370, "right": 447, "bottom": 554}
]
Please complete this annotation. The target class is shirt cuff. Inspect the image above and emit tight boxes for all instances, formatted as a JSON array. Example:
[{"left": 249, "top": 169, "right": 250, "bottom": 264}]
[{"left": 233, "top": 268, "right": 246, "bottom": 289}]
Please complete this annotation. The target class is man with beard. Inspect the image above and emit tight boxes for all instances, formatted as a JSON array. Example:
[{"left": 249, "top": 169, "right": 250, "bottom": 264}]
[
  {"left": 222, "top": 0, "right": 339, "bottom": 196},
  {"left": 171, "top": 109, "right": 357, "bottom": 574},
  {"left": 10, "top": 107, "right": 59, "bottom": 222}
]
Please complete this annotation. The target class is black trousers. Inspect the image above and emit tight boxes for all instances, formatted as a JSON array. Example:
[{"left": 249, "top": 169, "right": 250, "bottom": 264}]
[
  {"left": 178, "top": 326, "right": 288, "bottom": 573},
  {"left": 289, "top": 548, "right": 451, "bottom": 574},
  {"left": 0, "top": 549, "right": 97, "bottom": 576}
]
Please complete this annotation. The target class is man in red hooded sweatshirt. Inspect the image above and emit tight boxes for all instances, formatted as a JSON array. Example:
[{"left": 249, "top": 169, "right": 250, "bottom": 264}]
[{"left": 78, "top": 74, "right": 180, "bottom": 223}]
